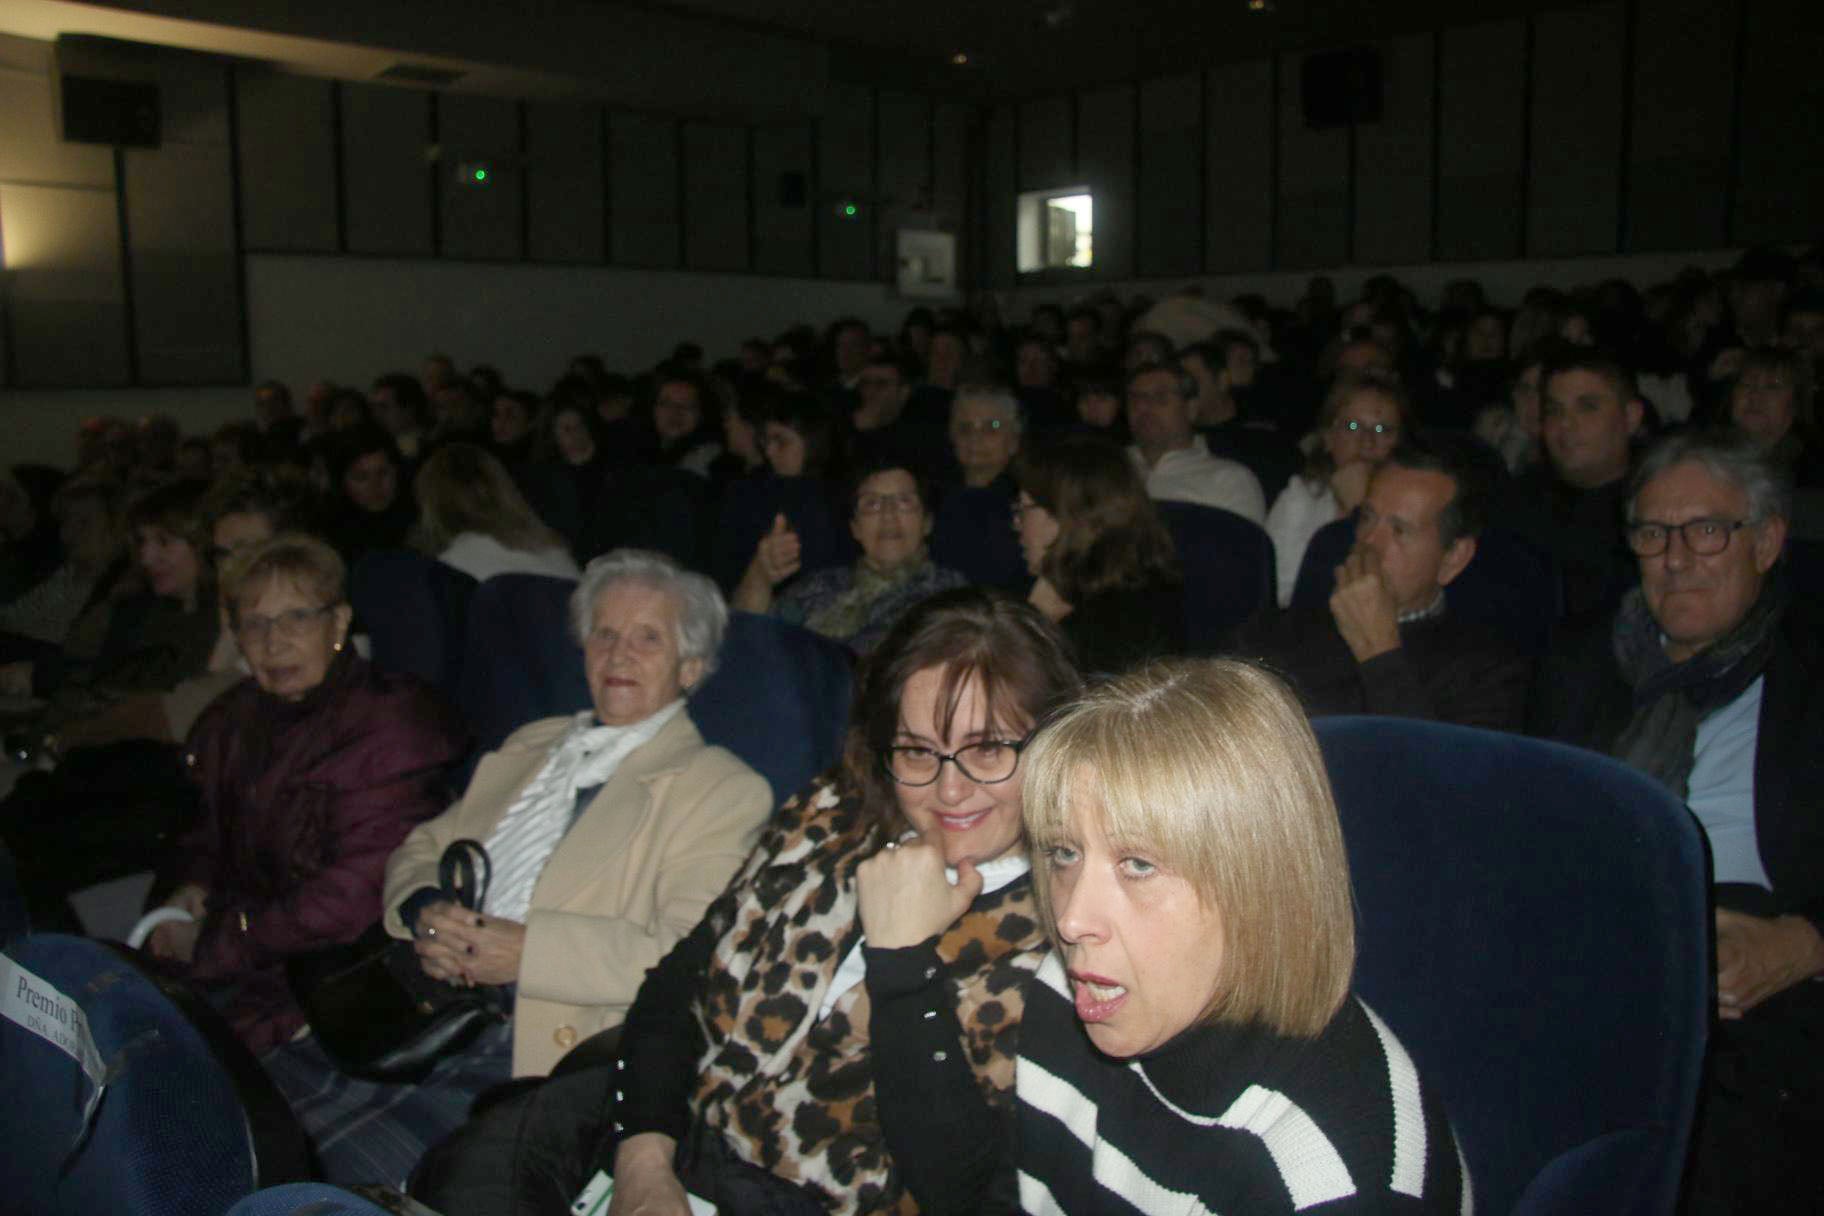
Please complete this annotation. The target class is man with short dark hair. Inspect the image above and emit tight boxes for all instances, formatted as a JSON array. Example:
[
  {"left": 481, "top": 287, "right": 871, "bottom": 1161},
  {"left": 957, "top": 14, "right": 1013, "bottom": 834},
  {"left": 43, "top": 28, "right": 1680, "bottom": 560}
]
[
  {"left": 1240, "top": 438, "right": 1528, "bottom": 729},
  {"left": 849, "top": 354, "right": 947, "bottom": 478},
  {"left": 1492, "top": 347, "right": 1645, "bottom": 621},
  {"left": 1125, "top": 363, "right": 1265, "bottom": 524},
  {"left": 1528, "top": 430, "right": 1820, "bottom": 1215}
]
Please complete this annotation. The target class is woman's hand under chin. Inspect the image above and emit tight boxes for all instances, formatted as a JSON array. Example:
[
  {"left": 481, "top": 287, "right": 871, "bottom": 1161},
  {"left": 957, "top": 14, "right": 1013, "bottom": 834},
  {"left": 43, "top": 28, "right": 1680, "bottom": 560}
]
[{"left": 856, "top": 835, "right": 985, "bottom": 949}]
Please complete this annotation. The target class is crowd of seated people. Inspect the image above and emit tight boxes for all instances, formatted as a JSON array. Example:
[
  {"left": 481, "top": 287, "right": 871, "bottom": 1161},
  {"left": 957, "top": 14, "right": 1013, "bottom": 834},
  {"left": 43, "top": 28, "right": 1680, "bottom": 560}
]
[{"left": 1, "top": 241, "right": 1821, "bottom": 1213}]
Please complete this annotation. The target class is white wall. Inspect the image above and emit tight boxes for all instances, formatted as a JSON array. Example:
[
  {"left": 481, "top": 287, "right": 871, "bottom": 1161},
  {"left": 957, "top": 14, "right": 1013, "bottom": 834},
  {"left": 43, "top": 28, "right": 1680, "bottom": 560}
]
[
  {"left": 244, "top": 254, "right": 916, "bottom": 390},
  {"left": 994, "top": 247, "right": 1750, "bottom": 323}
]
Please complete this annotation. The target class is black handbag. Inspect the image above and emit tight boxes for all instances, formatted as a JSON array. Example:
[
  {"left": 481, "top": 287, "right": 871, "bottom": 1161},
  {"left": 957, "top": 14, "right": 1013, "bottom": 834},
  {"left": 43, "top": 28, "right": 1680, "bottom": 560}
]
[{"left": 289, "top": 839, "right": 507, "bottom": 1083}]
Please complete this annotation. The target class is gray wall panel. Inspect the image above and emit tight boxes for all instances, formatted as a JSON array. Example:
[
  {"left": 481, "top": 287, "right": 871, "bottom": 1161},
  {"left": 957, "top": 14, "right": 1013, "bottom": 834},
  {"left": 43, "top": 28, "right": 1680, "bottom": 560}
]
[
  {"left": 752, "top": 123, "right": 814, "bottom": 277},
  {"left": 1627, "top": 0, "right": 1733, "bottom": 250},
  {"left": 1076, "top": 86, "right": 1135, "bottom": 280},
  {"left": 124, "top": 140, "right": 242, "bottom": 383},
  {"left": 684, "top": 123, "right": 750, "bottom": 272},
  {"left": 1528, "top": 2, "right": 1625, "bottom": 256},
  {"left": 1204, "top": 60, "right": 1273, "bottom": 273},
  {"left": 341, "top": 84, "right": 433, "bottom": 256},
  {"left": 1137, "top": 73, "right": 1202, "bottom": 278},
  {"left": 236, "top": 72, "right": 336, "bottom": 252},
  {"left": 1019, "top": 95, "right": 1075, "bottom": 192},
  {"left": 1436, "top": 19, "right": 1526, "bottom": 262},
  {"left": 438, "top": 94, "right": 521, "bottom": 260},
  {"left": 610, "top": 112, "right": 680, "bottom": 268},
  {"left": 0, "top": 37, "right": 114, "bottom": 187},
  {"left": 526, "top": 101, "right": 605, "bottom": 264},
  {"left": 0, "top": 184, "right": 129, "bottom": 387},
  {"left": 1276, "top": 54, "right": 1348, "bottom": 269},
  {"left": 818, "top": 81, "right": 875, "bottom": 279},
  {"left": 1735, "top": 0, "right": 1824, "bottom": 244},
  {"left": 1354, "top": 34, "right": 1434, "bottom": 265}
]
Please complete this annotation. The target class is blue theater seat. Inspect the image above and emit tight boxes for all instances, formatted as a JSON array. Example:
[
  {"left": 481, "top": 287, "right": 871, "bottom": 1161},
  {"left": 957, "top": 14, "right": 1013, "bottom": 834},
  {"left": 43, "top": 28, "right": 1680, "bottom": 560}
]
[
  {"left": 350, "top": 549, "right": 480, "bottom": 699},
  {"left": 1315, "top": 717, "right": 1708, "bottom": 1215},
  {"left": 1153, "top": 499, "right": 1276, "bottom": 650}
]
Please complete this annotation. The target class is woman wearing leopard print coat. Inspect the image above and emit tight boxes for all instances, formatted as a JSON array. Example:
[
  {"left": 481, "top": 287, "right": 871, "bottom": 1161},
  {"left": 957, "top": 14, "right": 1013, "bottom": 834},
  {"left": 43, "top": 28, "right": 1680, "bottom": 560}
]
[{"left": 603, "top": 587, "right": 1081, "bottom": 1214}]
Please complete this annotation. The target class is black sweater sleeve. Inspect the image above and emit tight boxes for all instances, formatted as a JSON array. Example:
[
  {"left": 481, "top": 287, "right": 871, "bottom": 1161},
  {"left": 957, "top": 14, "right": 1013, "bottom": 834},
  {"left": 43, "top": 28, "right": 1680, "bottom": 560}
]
[
  {"left": 611, "top": 910, "right": 719, "bottom": 1144},
  {"left": 865, "top": 938, "right": 1014, "bottom": 1215}
]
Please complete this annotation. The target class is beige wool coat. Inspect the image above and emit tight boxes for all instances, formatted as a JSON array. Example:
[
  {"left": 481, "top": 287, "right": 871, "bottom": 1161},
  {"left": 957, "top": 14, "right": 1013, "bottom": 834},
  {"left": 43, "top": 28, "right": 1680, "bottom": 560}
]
[{"left": 383, "top": 710, "right": 772, "bottom": 1076}]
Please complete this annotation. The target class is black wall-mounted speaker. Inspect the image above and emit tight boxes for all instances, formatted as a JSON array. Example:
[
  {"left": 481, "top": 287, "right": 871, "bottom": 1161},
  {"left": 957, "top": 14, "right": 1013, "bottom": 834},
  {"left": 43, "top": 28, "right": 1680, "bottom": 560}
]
[
  {"left": 1300, "top": 47, "right": 1382, "bottom": 129},
  {"left": 60, "top": 75, "right": 161, "bottom": 148}
]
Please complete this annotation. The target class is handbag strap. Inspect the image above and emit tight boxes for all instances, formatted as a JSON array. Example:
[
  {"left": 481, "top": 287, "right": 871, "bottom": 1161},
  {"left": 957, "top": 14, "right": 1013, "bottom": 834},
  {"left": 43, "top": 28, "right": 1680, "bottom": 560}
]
[{"left": 439, "top": 838, "right": 491, "bottom": 911}]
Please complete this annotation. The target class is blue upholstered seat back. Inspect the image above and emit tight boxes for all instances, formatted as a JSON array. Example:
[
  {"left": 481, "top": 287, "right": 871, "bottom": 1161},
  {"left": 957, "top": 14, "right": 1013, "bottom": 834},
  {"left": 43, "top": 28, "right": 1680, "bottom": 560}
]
[
  {"left": 0, "top": 935, "right": 260, "bottom": 1215},
  {"left": 226, "top": 1183, "right": 399, "bottom": 1215},
  {"left": 1314, "top": 717, "right": 1709, "bottom": 1216},
  {"left": 1153, "top": 499, "right": 1276, "bottom": 650},
  {"left": 457, "top": 574, "right": 851, "bottom": 804},
  {"left": 350, "top": 548, "right": 480, "bottom": 697}
]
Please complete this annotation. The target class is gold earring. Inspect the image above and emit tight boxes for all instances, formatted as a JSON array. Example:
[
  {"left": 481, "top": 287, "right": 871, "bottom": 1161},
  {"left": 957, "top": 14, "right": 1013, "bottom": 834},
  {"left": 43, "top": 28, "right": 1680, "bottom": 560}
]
[{"left": 333, "top": 640, "right": 345, "bottom": 653}]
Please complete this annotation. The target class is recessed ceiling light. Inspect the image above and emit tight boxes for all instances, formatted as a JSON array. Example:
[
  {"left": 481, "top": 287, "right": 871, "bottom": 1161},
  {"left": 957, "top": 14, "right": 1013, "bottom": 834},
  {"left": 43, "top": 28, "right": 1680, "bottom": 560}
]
[
  {"left": 950, "top": 51, "right": 970, "bottom": 66},
  {"left": 1246, "top": 0, "right": 1276, "bottom": 11}
]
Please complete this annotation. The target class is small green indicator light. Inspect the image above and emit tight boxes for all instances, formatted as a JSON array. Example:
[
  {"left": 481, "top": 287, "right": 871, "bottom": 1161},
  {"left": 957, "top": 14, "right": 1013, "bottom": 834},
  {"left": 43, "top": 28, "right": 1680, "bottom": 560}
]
[
  {"left": 843, "top": 203, "right": 857, "bottom": 217},
  {"left": 473, "top": 168, "right": 489, "bottom": 183}
]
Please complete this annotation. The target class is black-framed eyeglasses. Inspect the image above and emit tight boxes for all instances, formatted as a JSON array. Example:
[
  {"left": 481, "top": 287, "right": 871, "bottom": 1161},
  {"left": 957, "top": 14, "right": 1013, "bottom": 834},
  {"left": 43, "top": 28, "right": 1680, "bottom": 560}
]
[
  {"left": 882, "top": 733, "right": 1034, "bottom": 786},
  {"left": 1626, "top": 517, "right": 1749, "bottom": 558}
]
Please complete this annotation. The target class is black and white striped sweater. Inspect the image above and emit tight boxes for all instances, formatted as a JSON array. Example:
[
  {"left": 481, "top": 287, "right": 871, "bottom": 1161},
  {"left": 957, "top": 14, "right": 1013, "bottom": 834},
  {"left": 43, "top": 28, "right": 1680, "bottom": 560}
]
[{"left": 1014, "top": 954, "right": 1470, "bottom": 1214}]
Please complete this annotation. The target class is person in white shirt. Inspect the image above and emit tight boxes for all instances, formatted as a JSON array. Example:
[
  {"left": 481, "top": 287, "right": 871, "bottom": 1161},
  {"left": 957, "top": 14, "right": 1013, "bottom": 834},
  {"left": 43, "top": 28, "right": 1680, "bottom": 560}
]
[
  {"left": 1125, "top": 362, "right": 1265, "bottom": 524},
  {"left": 413, "top": 443, "right": 580, "bottom": 583}
]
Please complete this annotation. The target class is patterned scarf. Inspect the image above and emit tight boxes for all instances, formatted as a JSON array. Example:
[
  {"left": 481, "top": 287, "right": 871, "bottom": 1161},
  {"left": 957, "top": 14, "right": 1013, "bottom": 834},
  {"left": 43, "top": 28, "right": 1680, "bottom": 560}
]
[
  {"left": 481, "top": 701, "right": 683, "bottom": 921},
  {"left": 805, "top": 552, "right": 936, "bottom": 644},
  {"left": 690, "top": 776, "right": 1048, "bottom": 1213},
  {"left": 1609, "top": 575, "right": 1785, "bottom": 798}
]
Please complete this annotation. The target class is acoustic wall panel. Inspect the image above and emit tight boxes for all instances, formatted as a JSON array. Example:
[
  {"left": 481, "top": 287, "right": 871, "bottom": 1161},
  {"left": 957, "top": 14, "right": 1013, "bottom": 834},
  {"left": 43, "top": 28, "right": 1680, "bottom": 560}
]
[
  {"left": 1203, "top": 59, "right": 1273, "bottom": 273},
  {"left": 1137, "top": 73, "right": 1202, "bottom": 278},
  {"left": 1076, "top": 85, "right": 1135, "bottom": 280},
  {"left": 123, "top": 138, "right": 242, "bottom": 383},
  {"left": 984, "top": 104, "right": 1017, "bottom": 288},
  {"left": 235, "top": 71, "right": 336, "bottom": 252},
  {"left": 610, "top": 112, "right": 680, "bottom": 268},
  {"left": 1734, "top": 0, "right": 1824, "bottom": 244},
  {"left": 1275, "top": 54, "right": 1348, "bottom": 269},
  {"left": 683, "top": 122, "right": 749, "bottom": 272},
  {"left": 341, "top": 84, "right": 433, "bottom": 256},
  {"left": 817, "top": 81, "right": 874, "bottom": 280},
  {"left": 752, "top": 122, "right": 814, "bottom": 277},
  {"left": 1627, "top": 0, "right": 1734, "bottom": 250},
  {"left": 933, "top": 100, "right": 970, "bottom": 227},
  {"left": 0, "top": 183, "right": 130, "bottom": 387},
  {"left": 0, "top": 36, "right": 114, "bottom": 188},
  {"left": 877, "top": 90, "right": 931, "bottom": 214},
  {"left": 1436, "top": 19, "right": 1526, "bottom": 262},
  {"left": 1528, "top": 2, "right": 1625, "bottom": 256},
  {"left": 1019, "top": 95, "right": 1074, "bottom": 192},
  {"left": 525, "top": 101, "right": 605, "bottom": 264},
  {"left": 1353, "top": 33, "right": 1434, "bottom": 266},
  {"left": 438, "top": 93, "right": 521, "bottom": 261}
]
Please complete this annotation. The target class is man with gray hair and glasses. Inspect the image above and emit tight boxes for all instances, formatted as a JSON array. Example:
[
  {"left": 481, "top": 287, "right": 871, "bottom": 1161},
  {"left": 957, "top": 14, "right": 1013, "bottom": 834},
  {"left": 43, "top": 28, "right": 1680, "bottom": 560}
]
[{"left": 1529, "top": 429, "right": 1822, "bottom": 1214}]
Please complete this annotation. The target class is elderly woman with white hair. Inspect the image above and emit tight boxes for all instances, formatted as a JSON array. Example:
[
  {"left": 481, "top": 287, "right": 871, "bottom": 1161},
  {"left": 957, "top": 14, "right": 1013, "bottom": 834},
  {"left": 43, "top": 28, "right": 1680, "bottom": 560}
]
[{"left": 263, "top": 549, "right": 772, "bottom": 1187}]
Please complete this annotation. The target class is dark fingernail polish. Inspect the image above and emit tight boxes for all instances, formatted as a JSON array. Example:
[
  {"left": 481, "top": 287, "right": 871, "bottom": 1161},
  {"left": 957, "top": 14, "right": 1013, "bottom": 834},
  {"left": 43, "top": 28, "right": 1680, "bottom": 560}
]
[{"left": 466, "top": 944, "right": 476, "bottom": 955}]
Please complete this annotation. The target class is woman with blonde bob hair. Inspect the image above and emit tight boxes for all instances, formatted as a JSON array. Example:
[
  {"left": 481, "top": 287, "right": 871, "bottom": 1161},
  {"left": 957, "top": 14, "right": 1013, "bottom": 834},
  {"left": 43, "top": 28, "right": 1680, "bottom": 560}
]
[
  {"left": 1007, "top": 658, "right": 1466, "bottom": 1213},
  {"left": 413, "top": 442, "right": 579, "bottom": 582}
]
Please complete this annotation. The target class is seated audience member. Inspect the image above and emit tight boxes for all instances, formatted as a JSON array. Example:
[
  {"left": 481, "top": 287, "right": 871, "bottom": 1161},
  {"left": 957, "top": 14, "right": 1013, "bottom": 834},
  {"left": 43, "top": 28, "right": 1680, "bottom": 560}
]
[
  {"left": 1181, "top": 336, "right": 1299, "bottom": 503},
  {"left": 320, "top": 424, "right": 417, "bottom": 569},
  {"left": 2, "top": 480, "right": 219, "bottom": 712},
  {"left": 850, "top": 353, "right": 949, "bottom": 478},
  {"left": 1013, "top": 433, "right": 1185, "bottom": 674},
  {"left": 489, "top": 389, "right": 540, "bottom": 469},
  {"left": 1125, "top": 362, "right": 1267, "bottom": 524},
  {"left": 1063, "top": 305, "right": 1112, "bottom": 380},
  {"left": 470, "top": 591, "right": 1084, "bottom": 1216},
  {"left": 932, "top": 387, "right": 1028, "bottom": 590},
  {"left": 1729, "top": 346, "right": 1822, "bottom": 489},
  {"left": 413, "top": 443, "right": 580, "bottom": 583},
  {"left": 733, "top": 458, "right": 966, "bottom": 655},
  {"left": 908, "top": 325, "right": 969, "bottom": 423},
  {"left": 714, "top": 392, "right": 849, "bottom": 593},
  {"left": 0, "top": 464, "right": 66, "bottom": 607},
  {"left": 370, "top": 373, "right": 432, "bottom": 464},
  {"left": 1012, "top": 332, "right": 1070, "bottom": 429},
  {"left": 1473, "top": 340, "right": 1559, "bottom": 476},
  {"left": 1066, "top": 372, "right": 1129, "bottom": 446},
  {"left": 535, "top": 398, "right": 615, "bottom": 555},
  {"left": 1492, "top": 347, "right": 1645, "bottom": 622},
  {"left": 1010, "top": 658, "right": 1467, "bottom": 1214},
  {"left": 265, "top": 550, "right": 770, "bottom": 1187},
  {"left": 1241, "top": 439, "right": 1528, "bottom": 730},
  {"left": 144, "top": 534, "right": 465, "bottom": 1055},
  {"left": 1527, "top": 431, "right": 1817, "bottom": 1215},
  {"left": 1265, "top": 371, "right": 1408, "bottom": 606},
  {"left": 705, "top": 389, "right": 767, "bottom": 489},
  {"left": 646, "top": 367, "right": 722, "bottom": 478},
  {"left": 252, "top": 379, "right": 302, "bottom": 448},
  {"left": 0, "top": 476, "right": 121, "bottom": 664},
  {"left": 174, "top": 436, "right": 213, "bottom": 482}
]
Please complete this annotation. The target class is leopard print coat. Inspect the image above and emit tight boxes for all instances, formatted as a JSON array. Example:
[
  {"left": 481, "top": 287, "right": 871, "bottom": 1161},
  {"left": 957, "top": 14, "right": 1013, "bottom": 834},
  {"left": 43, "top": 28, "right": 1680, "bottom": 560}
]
[{"left": 689, "top": 774, "right": 1048, "bottom": 1212}]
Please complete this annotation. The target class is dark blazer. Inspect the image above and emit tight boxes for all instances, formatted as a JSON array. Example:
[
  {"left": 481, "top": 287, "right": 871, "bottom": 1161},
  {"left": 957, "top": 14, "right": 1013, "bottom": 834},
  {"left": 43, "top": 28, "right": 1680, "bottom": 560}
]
[{"left": 1528, "top": 611, "right": 1824, "bottom": 926}]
